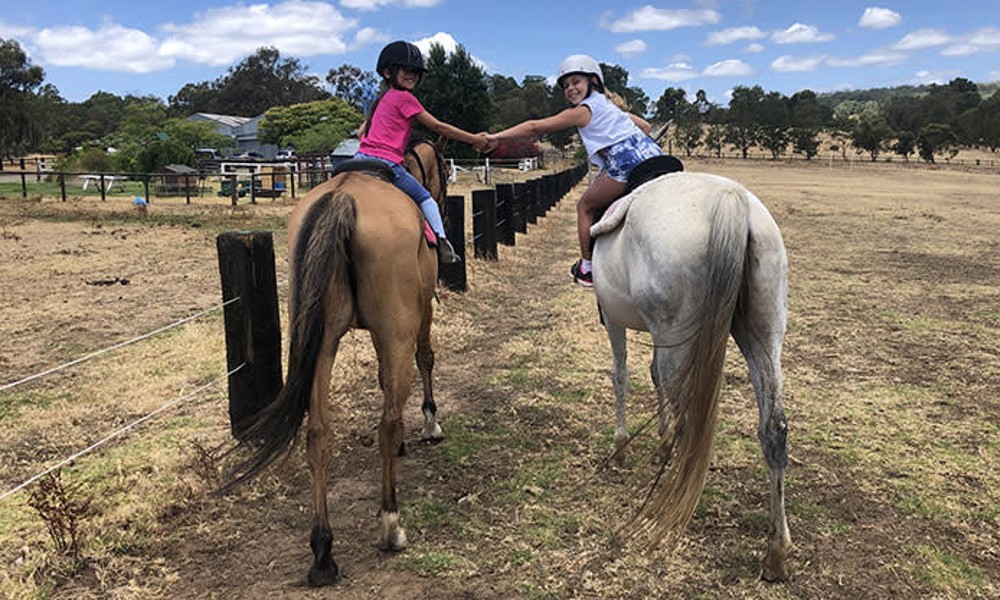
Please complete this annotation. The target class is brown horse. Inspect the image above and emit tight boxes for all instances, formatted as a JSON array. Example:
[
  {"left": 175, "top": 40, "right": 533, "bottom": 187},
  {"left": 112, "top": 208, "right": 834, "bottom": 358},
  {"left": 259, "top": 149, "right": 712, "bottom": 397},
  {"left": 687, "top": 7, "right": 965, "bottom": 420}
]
[{"left": 227, "top": 138, "right": 450, "bottom": 586}]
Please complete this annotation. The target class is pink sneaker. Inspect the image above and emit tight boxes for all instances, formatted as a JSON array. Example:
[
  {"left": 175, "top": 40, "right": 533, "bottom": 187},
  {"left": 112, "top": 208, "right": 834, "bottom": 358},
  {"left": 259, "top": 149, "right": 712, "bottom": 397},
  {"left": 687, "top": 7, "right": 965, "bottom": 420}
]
[{"left": 569, "top": 259, "right": 593, "bottom": 288}]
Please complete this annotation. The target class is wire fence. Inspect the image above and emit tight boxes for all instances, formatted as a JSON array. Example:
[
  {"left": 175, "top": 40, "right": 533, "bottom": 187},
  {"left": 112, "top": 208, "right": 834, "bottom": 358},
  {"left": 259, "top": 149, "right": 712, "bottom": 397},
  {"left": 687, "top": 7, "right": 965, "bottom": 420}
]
[{"left": 0, "top": 297, "right": 243, "bottom": 502}]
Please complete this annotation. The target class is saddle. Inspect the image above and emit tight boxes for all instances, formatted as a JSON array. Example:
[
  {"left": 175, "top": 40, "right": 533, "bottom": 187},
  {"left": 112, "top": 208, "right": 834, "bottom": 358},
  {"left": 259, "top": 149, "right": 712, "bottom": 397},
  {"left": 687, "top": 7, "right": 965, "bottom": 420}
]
[
  {"left": 330, "top": 157, "right": 438, "bottom": 247},
  {"left": 330, "top": 158, "right": 394, "bottom": 182},
  {"left": 590, "top": 155, "right": 685, "bottom": 239}
]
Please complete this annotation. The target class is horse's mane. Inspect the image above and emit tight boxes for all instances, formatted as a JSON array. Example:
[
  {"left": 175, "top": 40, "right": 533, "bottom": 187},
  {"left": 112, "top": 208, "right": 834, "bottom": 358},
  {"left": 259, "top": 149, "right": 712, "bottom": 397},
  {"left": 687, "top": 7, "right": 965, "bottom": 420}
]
[{"left": 405, "top": 138, "right": 448, "bottom": 201}]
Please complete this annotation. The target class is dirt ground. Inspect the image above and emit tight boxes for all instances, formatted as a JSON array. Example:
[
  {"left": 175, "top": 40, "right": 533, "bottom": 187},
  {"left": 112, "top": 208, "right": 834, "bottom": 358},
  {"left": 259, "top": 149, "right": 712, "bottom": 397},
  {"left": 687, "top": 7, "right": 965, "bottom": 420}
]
[{"left": 1, "top": 157, "right": 998, "bottom": 599}]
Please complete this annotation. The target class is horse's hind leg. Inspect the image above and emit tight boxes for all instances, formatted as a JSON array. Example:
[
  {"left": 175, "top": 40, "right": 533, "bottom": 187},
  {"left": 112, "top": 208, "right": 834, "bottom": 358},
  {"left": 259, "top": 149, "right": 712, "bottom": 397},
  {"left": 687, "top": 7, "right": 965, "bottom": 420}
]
[
  {"left": 731, "top": 253, "right": 792, "bottom": 581},
  {"left": 307, "top": 337, "right": 341, "bottom": 586},
  {"left": 374, "top": 333, "right": 417, "bottom": 552},
  {"left": 415, "top": 302, "right": 443, "bottom": 442},
  {"left": 605, "top": 320, "right": 629, "bottom": 464}
]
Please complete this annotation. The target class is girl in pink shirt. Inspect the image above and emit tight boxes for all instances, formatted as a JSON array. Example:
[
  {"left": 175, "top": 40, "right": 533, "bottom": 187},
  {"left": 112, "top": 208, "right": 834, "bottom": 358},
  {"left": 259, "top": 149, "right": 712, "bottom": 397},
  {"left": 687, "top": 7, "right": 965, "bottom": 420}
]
[{"left": 356, "top": 41, "right": 488, "bottom": 264}]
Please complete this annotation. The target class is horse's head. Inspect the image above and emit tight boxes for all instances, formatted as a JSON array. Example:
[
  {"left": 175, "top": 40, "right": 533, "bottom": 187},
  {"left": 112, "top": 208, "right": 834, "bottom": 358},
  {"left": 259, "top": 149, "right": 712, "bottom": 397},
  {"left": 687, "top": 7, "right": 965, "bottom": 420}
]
[{"left": 404, "top": 136, "right": 448, "bottom": 212}]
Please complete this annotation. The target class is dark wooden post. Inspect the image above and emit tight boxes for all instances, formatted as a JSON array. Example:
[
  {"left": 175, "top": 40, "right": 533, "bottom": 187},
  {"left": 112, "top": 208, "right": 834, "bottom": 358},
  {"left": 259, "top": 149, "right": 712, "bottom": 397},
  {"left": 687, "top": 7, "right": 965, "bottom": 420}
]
[
  {"left": 472, "top": 189, "right": 498, "bottom": 260},
  {"left": 439, "top": 195, "right": 467, "bottom": 291},
  {"left": 229, "top": 174, "right": 239, "bottom": 206},
  {"left": 99, "top": 174, "right": 107, "bottom": 202},
  {"left": 249, "top": 172, "right": 257, "bottom": 204},
  {"left": 185, "top": 174, "right": 192, "bottom": 204},
  {"left": 143, "top": 175, "right": 150, "bottom": 202},
  {"left": 59, "top": 172, "right": 67, "bottom": 202},
  {"left": 19, "top": 159, "right": 26, "bottom": 198},
  {"left": 495, "top": 183, "right": 515, "bottom": 246},
  {"left": 525, "top": 179, "right": 538, "bottom": 225},
  {"left": 216, "top": 231, "right": 284, "bottom": 440},
  {"left": 512, "top": 182, "right": 527, "bottom": 234}
]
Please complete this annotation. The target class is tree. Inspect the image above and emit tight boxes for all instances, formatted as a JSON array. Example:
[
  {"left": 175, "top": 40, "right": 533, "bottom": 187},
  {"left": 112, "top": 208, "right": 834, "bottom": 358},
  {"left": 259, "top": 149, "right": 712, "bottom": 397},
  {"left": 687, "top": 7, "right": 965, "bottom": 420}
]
[
  {"left": 168, "top": 47, "right": 329, "bottom": 117},
  {"left": 758, "top": 91, "right": 791, "bottom": 159},
  {"left": 652, "top": 87, "right": 687, "bottom": 123},
  {"left": 725, "top": 85, "right": 765, "bottom": 159},
  {"left": 892, "top": 130, "right": 916, "bottom": 162},
  {"left": 852, "top": 113, "right": 893, "bottom": 161},
  {"left": 917, "top": 123, "right": 957, "bottom": 163},
  {"left": 259, "top": 97, "right": 362, "bottom": 154},
  {"left": 0, "top": 38, "right": 46, "bottom": 158},
  {"left": 418, "top": 43, "right": 491, "bottom": 159},
  {"left": 325, "top": 64, "right": 378, "bottom": 113},
  {"left": 977, "top": 92, "right": 1000, "bottom": 153},
  {"left": 673, "top": 101, "right": 702, "bottom": 157}
]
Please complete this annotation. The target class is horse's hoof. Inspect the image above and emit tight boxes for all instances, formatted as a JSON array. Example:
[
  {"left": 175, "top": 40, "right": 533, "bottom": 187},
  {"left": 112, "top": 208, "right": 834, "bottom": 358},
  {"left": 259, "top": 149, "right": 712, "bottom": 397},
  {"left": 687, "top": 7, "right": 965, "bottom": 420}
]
[
  {"left": 377, "top": 528, "right": 408, "bottom": 552},
  {"left": 307, "top": 563, "right": 340, "bottom": 587},
  {"left": 420, "top": 422, "right": 444, "bottom": 442},
  {"left": 378, "top": 512, "right": 408, "bottom": 551}
]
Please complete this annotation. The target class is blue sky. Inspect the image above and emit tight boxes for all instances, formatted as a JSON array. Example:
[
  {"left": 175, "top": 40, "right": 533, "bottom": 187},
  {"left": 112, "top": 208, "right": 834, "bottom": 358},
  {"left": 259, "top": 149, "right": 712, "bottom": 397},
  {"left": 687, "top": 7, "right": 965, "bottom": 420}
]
[{"left": 2, "top": 1, "right": 998, "bottom": 108}]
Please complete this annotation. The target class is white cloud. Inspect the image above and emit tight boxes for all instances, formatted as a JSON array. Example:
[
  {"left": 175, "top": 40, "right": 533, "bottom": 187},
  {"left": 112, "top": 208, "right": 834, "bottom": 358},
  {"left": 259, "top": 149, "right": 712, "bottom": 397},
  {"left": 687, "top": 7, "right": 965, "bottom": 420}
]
[
  {"left": 911, "top": 69, "right": 960, "bottom": 85},
  {"left": 893, "top": 28, "right": 951, "bottom": 50},
  {"left": 640, "top": 62, "right": 698, "bottom": 82},
  {"left": 340, "top": 0, "right": 442, "bottom": 10},
  {"left": 705, "top": 26, "right": 766, "bottom": 46},
  {"left": 771, "top": 54, "right": 825, "bottom": 73},
  {"left": 703, "top": 59, "right": 753, "bottom": 77},
  {"left": 615, "top": 39, "right": 647, "bottom": 58},
  {"left": 413, "top": 31, "right": 487, "bottom": 70},
  {"left": 772, "top": 23, "right": 835, "bottom": 44},
  {"left": 604, "top": 6, "right": 720, "bottom": 33},
  {"left": 160, "top": 1, "right": 358, "bottom": 66},
  {"left": 942, "top": 27, "right": 1000, "bottom": 56},
  {"left": 746, "top": 43, "right": 765, "bottom": 53},
  {"left": 858, "top": 7, "right": 901, "bottom": 30},
  {"left": 827, "top": 50, "right": 907, "bottom": 67},
  {"left": 34, "top": 23, "right": 174, "bottom": 73}
]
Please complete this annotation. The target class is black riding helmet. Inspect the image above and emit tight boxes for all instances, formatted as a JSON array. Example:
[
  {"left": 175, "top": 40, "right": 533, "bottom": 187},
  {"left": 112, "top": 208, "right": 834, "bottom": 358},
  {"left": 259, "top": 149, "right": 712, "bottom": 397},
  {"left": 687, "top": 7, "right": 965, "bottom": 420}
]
[{"left": 376, "top": 41, "right": 426, "bottom": 82}]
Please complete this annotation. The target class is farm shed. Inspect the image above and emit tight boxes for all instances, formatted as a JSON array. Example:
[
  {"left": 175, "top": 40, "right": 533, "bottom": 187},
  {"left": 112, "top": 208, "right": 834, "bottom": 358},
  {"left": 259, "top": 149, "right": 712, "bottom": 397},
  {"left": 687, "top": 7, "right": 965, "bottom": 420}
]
[{"left": 154, "top": 164, "right": 201, "bottom": 196}]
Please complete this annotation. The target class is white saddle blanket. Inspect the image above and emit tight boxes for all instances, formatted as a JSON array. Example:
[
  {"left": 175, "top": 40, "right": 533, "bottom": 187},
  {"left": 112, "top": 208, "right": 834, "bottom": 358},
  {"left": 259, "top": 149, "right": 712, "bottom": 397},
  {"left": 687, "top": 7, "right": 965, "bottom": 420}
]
[{"left": 590, "top": 194, "right": 636, "bottom": 237}]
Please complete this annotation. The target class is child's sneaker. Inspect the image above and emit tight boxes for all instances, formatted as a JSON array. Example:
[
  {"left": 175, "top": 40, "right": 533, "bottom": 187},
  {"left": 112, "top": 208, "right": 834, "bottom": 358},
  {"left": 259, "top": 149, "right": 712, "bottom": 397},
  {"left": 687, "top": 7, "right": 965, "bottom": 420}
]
[
  {"left": 569, "top": 259, "right": 593, "bottom": 288},
  {"left": 437, "top": 238, "right": 462, "bottom": 264}
]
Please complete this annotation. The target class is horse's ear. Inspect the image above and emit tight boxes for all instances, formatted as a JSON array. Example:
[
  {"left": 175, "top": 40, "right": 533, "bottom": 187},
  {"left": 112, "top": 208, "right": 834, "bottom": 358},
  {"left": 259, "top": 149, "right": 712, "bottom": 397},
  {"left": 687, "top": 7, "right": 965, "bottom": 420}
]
[{"left": 434, "top": 135, "right": 448, "bottom": 154}]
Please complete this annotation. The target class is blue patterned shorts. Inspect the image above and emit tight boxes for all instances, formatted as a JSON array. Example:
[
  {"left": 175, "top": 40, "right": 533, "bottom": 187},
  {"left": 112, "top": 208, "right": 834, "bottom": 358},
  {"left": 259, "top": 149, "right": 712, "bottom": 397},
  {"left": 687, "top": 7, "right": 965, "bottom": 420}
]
[{"left": 600, "top": 133, "right": 664, "bottom": 182}]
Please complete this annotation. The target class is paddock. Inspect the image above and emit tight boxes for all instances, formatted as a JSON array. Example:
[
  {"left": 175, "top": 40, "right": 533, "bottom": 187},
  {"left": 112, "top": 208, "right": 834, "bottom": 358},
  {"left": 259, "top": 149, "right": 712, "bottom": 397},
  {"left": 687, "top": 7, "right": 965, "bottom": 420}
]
[{"left": 0, "top": 157, "right": 997, "bottom": 598}]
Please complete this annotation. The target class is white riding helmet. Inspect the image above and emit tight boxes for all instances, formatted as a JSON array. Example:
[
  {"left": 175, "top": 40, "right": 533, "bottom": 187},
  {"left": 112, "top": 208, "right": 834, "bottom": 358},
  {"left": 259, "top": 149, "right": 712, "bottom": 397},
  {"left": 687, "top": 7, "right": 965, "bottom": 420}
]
[{"left": 557, "top": 54, "right": 604, "bottom": 88}]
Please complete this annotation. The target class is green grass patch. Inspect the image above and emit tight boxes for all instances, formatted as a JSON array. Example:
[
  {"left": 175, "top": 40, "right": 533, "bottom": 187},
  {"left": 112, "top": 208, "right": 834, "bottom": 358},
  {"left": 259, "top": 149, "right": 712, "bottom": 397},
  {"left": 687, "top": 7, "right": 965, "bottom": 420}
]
[
  {"left": 909, "top": 544, "right": 985, "bottom": 596},
  {"left": 0, "top": 389, "right": 63, "bottom": 421},
  {"left": 394, "top": 549, "right": 471, "bottom": 576}
]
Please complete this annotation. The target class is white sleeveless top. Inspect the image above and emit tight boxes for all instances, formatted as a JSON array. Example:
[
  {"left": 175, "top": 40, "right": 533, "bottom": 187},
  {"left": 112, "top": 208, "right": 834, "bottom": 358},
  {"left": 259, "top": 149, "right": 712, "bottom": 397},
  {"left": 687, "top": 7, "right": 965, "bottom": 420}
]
[{"left": 578, "top": 93, "right": 643, "bottom": 170}]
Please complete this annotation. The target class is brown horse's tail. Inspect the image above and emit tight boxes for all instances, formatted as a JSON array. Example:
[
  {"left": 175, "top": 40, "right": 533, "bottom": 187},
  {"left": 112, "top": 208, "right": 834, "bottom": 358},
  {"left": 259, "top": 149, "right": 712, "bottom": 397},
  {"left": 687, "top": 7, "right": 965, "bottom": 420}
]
[
  {"left": 632, "top": 187, "right": 750, "bottom": 545},
  {"left": 223, "top": 190, "right": 356, "bottom": 489}
]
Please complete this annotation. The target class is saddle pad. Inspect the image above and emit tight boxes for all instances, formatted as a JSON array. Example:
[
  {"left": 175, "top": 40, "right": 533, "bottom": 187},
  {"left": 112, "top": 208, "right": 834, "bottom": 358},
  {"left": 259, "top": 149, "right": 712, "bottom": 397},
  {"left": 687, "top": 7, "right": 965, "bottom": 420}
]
[
  {"left": 590, "top": 194, "right": 636, "bottom": 237},
  {"left": 330, "top": 158, "right": 394, "bottom": 182}
]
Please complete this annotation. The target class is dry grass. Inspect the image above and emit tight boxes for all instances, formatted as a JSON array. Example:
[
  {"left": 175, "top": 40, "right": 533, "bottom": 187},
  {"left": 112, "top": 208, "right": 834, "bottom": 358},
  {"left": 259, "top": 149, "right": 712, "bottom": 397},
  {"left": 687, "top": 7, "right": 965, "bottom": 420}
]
[{"left": 0, "top": 157, "right": 997, "bottom": 599}]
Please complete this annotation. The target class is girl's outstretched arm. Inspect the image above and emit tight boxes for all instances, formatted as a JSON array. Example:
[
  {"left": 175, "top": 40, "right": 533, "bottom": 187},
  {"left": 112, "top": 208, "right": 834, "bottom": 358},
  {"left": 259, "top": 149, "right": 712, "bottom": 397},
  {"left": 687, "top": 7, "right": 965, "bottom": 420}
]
[
  {"left": 415, "top": 110, "right": 488, "bottom": 149},
  {"left": 487, "top": 106, "right": 591, "bottom": 144}
]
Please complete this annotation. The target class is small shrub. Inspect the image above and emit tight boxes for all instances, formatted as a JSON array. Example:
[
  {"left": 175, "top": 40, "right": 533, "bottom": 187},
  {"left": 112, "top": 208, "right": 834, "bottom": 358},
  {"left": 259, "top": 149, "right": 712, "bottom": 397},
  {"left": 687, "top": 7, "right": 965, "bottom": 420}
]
[{"left": 26, "top": 471, "right": 94, "bottom": 562}]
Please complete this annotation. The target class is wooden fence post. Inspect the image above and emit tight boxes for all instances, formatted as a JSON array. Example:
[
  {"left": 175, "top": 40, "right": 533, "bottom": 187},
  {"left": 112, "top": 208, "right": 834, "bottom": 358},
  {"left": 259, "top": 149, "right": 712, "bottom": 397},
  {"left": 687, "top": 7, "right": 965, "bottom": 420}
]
[
  {"left": 472, "top": 189, "right": 498, "bottom": 260},
  {"left": 440, "top": 195, "right": 467, "bottom": 291},
  {"left": 512, "top": 182, "right": 527, "bottom": 234},
  {"left": 495, "top": 183, "right": 515, "bottom": 246},
  {"left": 217, "top": 231, "right": 284, "bottom": 440}
]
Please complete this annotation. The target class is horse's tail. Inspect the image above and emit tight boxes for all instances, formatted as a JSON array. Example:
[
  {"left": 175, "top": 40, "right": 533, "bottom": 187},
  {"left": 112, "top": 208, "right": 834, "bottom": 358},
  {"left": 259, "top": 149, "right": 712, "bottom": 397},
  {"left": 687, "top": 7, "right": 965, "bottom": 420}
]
[
  {"left": 634, "top": 185, "right": 750, "bottom": 545},
  {"left": 222, "top": 190, "right": 356, "bottom": 489}
]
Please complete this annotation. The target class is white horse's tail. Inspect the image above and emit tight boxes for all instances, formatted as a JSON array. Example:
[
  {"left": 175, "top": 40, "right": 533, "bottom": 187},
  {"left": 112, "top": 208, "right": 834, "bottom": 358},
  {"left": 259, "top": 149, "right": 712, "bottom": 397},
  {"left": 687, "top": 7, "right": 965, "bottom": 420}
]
[{"left": 632, "top": 186, "right": 749, "bottom": 546}]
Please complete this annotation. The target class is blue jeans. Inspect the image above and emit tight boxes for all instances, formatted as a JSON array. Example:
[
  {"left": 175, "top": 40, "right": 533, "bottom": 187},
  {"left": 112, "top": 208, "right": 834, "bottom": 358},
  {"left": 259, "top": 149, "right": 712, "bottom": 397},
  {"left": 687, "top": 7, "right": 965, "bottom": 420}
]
[{"left": 354, "top": 152, "right": 433, "bottom": 205}]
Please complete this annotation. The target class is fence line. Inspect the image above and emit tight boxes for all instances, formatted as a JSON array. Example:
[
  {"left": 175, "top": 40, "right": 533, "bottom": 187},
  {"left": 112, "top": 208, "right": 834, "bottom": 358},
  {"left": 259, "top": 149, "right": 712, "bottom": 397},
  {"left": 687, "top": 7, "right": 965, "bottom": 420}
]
[
  {"left": 0, "top": 362, "right": 244, "bottom": 503},
  {"left": 0, "top": 297, "right": 240, "bottom": 394}
]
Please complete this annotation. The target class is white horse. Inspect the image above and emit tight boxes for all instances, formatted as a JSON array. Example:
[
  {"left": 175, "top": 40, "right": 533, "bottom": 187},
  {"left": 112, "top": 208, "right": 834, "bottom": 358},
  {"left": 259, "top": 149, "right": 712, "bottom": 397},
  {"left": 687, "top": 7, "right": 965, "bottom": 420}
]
[{"left": 591, "top": 170, "right": 792, "bottom": 581}]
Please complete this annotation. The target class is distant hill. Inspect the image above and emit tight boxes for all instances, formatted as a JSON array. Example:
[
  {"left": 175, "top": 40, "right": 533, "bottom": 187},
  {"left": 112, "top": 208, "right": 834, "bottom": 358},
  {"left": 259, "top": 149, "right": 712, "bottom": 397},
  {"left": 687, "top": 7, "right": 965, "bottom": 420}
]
[{"left": 817, "top": 80, "right": 999, "bottom": 107}]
